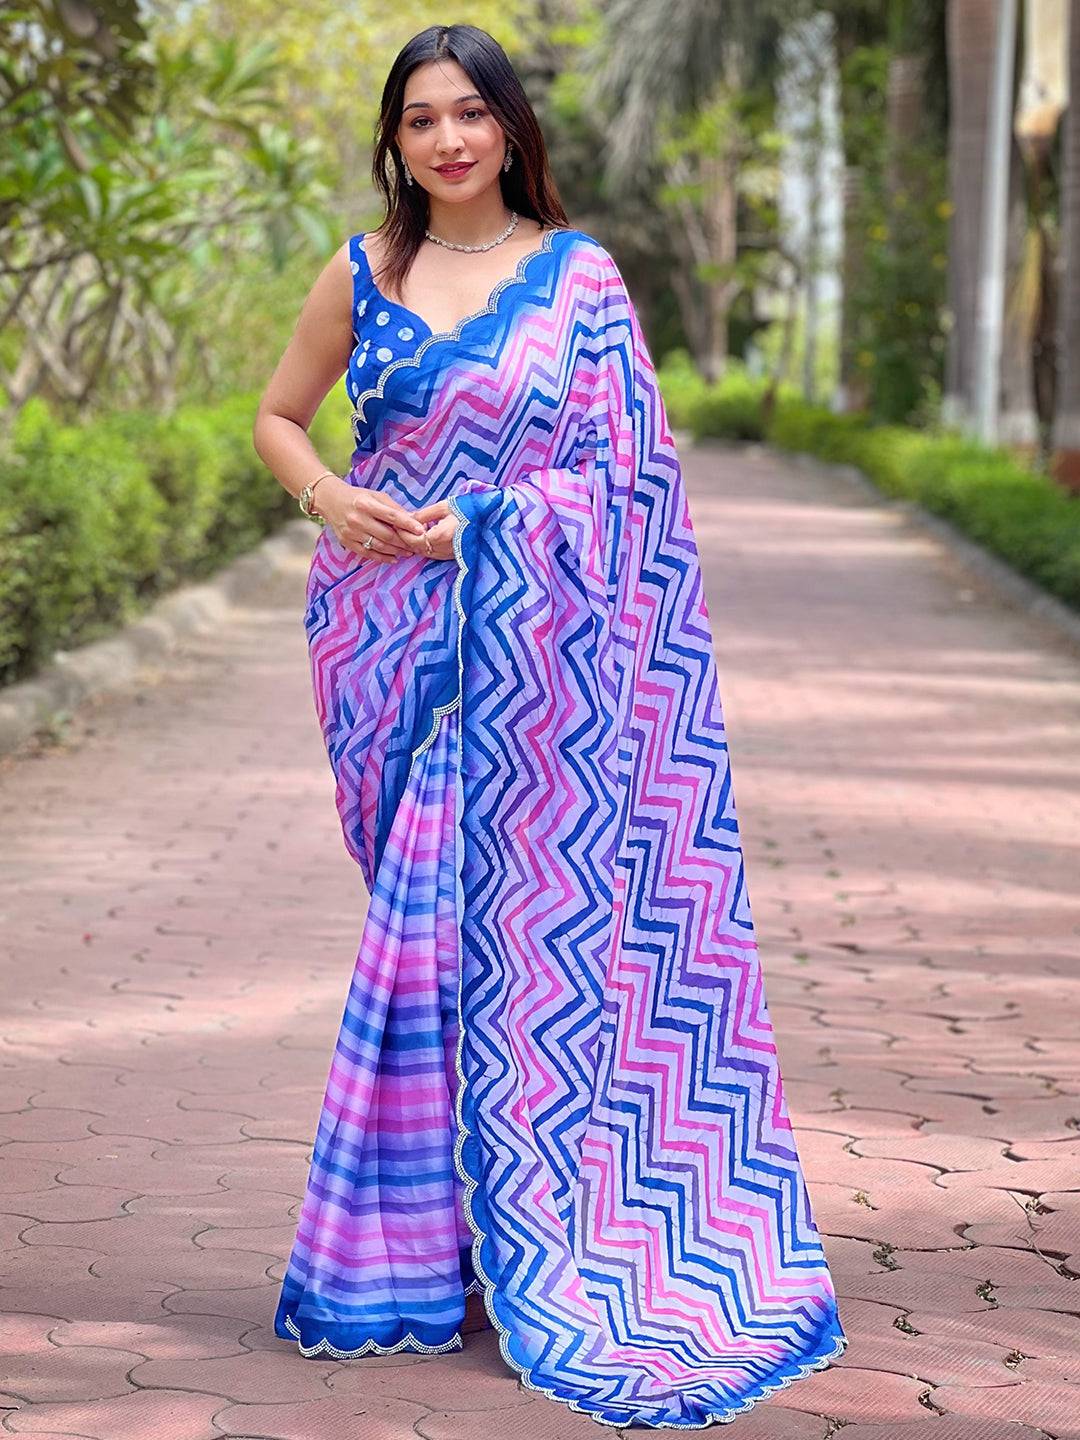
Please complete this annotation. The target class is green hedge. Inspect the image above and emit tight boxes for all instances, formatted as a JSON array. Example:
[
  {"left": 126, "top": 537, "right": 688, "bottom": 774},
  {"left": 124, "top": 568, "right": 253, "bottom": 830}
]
[
  {"left": 0, "top": 391, "right": 346, "bottom": 688},
  {"left": 658, "top": 350, "right": 783, "bottom": 442},
  {"left": 657, "top": 352, "right": 1080, "bottom": 613}
]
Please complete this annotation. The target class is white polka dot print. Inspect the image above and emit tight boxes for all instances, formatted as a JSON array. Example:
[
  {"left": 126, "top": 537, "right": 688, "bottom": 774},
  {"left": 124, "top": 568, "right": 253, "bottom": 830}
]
[{"left": 348, "top": 239, "right": 429, "bottom": 419}]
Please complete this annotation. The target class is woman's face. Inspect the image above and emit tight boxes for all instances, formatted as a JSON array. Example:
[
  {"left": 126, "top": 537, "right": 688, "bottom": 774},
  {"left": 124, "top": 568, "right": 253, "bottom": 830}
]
[{"left": 396, "top": 59, "right": 507, "bottom": 202}]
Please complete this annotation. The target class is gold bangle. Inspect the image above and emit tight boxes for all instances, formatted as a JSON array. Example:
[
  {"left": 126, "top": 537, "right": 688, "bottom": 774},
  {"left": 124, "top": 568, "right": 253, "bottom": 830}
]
[{"left": 309, "top": 470, "right": 337, "bottom": 520}]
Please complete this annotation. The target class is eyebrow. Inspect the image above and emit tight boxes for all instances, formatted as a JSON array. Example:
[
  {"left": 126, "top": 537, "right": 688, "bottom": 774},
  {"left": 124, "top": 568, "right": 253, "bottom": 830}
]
[{"left": 403, "top": 92, "right": 483, "bottom": 114}]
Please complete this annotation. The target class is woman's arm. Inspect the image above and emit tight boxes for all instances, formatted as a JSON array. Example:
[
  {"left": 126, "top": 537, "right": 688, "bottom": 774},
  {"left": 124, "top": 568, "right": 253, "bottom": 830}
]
[{"left": 252, "top": 242, "right": 427, "bottom": 560}]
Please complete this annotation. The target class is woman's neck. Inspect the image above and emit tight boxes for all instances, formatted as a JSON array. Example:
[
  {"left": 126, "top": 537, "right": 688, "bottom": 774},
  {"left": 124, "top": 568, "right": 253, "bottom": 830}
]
[{"left": 424, "top": 191, "right": 516, "bottom": 248}]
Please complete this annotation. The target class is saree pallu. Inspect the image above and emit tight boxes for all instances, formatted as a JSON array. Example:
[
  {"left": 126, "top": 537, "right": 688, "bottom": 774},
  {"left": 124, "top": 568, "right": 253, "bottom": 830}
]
[{"left": 274, "top": 227, "right": 846, "bottom": 1429}]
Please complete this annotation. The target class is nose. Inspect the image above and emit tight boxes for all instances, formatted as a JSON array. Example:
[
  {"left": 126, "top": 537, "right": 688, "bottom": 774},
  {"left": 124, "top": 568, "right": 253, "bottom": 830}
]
[{"left": 433, "top": 120, "right": 466, "bottom": 155}]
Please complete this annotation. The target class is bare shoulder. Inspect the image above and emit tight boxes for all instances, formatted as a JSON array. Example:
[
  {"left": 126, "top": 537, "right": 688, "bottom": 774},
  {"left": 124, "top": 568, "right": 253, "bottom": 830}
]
[
  {"left": 298, "top": 238, "right": 352, "bottom": 323},
  {"left": 255, "top": 237, "right": 355, "bottom": 427}
]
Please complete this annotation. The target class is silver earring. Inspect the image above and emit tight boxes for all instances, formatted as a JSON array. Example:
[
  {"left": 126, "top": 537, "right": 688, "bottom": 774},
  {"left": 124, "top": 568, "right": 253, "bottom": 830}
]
[
  {"left": 502, "top": 147, "right": 512, "bottom": 172},
  {"left": 402, "top": 156, "right": 413, "bottom": 186}
]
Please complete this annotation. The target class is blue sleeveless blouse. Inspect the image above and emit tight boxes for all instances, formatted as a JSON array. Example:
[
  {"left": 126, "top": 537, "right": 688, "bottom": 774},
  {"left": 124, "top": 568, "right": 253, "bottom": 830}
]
[{"left": 344, "top": 233, "right": 425, "bottom": 407}]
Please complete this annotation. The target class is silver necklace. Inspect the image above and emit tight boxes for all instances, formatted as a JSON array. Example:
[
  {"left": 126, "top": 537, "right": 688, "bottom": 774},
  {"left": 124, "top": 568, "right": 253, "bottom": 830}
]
[{"left": 424, "top": 210, "right": 520, "bottom": 252}]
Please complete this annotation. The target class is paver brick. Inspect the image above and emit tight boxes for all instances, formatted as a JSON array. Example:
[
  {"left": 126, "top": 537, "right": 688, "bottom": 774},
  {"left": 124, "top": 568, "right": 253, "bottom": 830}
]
[
  {"left": 0, "top": 1343, "right": 143, "bottom": 1404},
  {"left": 24, "top": 1214, "right": 203, "bottom": 1256},
  {"left": 49, "top": 1315, "right": 252, "bottom": 1361},
  {"left": 86, "top": 1243, "right": 280, "bottom": 1292},
  {"left": 212, "top": 1395, "right": 432, "bottom": 1439},
  {"left": 836, "top": 1330, "right": 1028, "bottom": 1387},
  {"left": 850, "top": 1132, "right": 1009, "bottom": 1170},
  {"left": 906, "top": 1306, "right": 1080, "bottom": 1361},
  {"left": 2, "top": 1387, "right": 228, "bottom": 1437},
  {"left": 698, "top": 1409, "right": 833, "bottom": 1440},
  {"left": 128, "top": 1348, "right": 336, "bottom": 1403},
  {"left": 163, "top": 1283, "right": 280, "bottom": 1325},
  {"left": 936, "top": 1159, "right": 1080, "bottom": 1195},
  {"left": 0, "top": 1160, "right": 67, "bottom": 1195},
  {"left": 807, "top": 1180, "right": 968, "bottom": 1250},
  {"left": 0, "top": 1187, "right": 132, "bottom": 1223},
  {"left": 935, "top": 1379, "right": 1080, "bottom": 1436},
  {"left": 0, "top": 1112, "right": 103, "bottom": 1145},
  {"left": 415, "top": 1401, "right": 654, "bottom": 1438},
  {"left": 766, "top": 1363, "right": 930, "bottom": 1421},
  {"left": 838, "top": 1422, "right": 1059, "bottom": 1440},
  {"left": 323, "top": 1331, "right": 532, "bottom": 1412},
  {"left": 124, "top": 1189, "right": 300, "bottom": 1229}
]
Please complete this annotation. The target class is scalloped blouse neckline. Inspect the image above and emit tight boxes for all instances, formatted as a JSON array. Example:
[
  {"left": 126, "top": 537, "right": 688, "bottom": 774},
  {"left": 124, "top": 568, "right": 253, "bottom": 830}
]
[{"left": 356, "top": 227, "right": 566, "bottom": 341}]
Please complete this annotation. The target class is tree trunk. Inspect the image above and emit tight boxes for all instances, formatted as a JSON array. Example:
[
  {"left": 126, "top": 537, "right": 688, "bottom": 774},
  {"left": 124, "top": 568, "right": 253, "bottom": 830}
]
[
  {"left": 886, "top": 51, "right": 926, "bottom": 201},
  {"left": 695, "top": 43, "right": 747, "bottom": 382},
  {"left": 662, "top": 137, "right": 737, "bottom": 382},
  {"left": 803, "top": 154, "right": 821, "bottom": 405},
  {"left": 1051, "top": 0, "right": 1080, "bottom": 489},
  {"left": 999, "top": 136, "right": 1040, "bottom": 452},
  {"left": 702, "top": 152, "right": 737, "bottom": 382},
  {"left": 944, "top": 0, "right": 998, "bottom": 429},
  {"left": 837, "top": 164, "right": 868, "bottom": 411}
]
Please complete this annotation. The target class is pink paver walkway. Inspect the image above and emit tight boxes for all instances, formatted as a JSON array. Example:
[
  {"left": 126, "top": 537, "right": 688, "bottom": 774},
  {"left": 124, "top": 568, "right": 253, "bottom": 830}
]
[{"left": 1, "top": 439, "right": 1078, "bottom": 1440}]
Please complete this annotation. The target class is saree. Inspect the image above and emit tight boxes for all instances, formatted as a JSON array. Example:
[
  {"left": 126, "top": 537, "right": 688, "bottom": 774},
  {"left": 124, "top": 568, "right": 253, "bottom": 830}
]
[{"left": 273, "top": 225, "right": 846, "bottom": 1429}]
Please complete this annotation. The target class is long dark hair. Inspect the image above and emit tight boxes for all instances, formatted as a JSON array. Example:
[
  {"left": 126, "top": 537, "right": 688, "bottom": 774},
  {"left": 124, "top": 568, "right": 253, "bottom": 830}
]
[{"left": 369, "top": 25, "right": 570, "bottom": 302}]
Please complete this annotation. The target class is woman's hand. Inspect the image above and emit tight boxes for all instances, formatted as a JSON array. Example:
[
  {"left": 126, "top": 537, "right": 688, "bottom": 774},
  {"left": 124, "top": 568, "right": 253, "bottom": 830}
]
[
  {"left": 315, "top": 477, "right": 431, "bottom": 562},
  {"left": 410, "top": 500, "right": 457, "bottom": 561}
]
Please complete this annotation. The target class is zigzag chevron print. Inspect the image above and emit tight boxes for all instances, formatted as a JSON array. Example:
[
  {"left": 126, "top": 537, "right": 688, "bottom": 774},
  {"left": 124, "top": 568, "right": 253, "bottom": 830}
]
[{"left": 274, "top": 226, "right": 847, "bottom": 1428}]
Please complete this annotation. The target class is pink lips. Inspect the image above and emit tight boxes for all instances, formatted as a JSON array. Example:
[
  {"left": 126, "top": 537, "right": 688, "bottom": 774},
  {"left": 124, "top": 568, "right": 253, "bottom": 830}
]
[{"left": 435, "top": 162, "right": 474, "bottom": 177}]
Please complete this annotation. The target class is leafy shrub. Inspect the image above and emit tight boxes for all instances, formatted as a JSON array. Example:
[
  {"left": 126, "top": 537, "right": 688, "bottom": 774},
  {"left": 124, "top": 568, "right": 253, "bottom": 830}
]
[
  {"left": 1, "top": 390, "right": 346, "bottom": 688},
  {"left": 658, "top": 352, "right": 772, "bottom": 442}
]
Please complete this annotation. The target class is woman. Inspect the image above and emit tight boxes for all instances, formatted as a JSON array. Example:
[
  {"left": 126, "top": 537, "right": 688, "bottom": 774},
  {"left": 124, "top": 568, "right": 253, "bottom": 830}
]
[{"left": 253, "top": 22, "right": 845, "bottom": 1430}]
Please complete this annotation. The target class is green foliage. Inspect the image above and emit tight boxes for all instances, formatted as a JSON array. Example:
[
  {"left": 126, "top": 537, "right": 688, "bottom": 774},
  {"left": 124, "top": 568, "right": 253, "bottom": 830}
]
[
  {"left": 655, "top": 349, "right": 714, "bottom": 428},
  {"left": 0, "top": 392, "right": 346, "bottom": 688},
  {"left": 2, "top": 20, "right": 332, "bottom": 420},
  {"left": 851, "top": 169, "right": 949, "bottom": 424},
  {"left": 656, "top": 82, "right": 783, "bottom": 326},
  {"left": 658, "top": 350, "right": 777, "bottom": 440},
  {"left": 658, "top": 350, "right": 801, "bottom": 440},
  {"left": 0, "top": 0, "right": 155, "bottom": 145},
  {"left": 838, "top": 44, "right": 949, "bottom": 425},
  {"left": 754, "top": 301, "right": 842, "bottom": 399},
  {"left": 767, "top": 401, "right": 871, "bottom": 461},
  {"left": 838, "top": 42, "right": 889, "bottom": 168}
]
